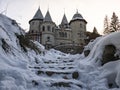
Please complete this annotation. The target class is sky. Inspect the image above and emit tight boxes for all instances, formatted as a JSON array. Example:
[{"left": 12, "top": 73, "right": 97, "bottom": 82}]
[{"left": 0, "top": 0, "right": 120, "bottom": 34}]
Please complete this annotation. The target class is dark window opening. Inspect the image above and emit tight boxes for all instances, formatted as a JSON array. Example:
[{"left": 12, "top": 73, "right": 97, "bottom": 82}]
[
  {"left": 31, "top": 30, "right": 34, "bottom": 33},
  {"left": 42, "top": 26, "right": 45, "bottom": 31},
  {"left": 47, "top": 36, "right": 50, "bottom": 41},
  {"left": 47, "top": 26, "right": 51, "bottom": 31}
]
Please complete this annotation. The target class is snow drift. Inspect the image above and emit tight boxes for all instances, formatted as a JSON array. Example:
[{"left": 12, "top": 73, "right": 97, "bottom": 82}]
[{"left": 81, "top": 31, "right": 120, "bottom": 88}]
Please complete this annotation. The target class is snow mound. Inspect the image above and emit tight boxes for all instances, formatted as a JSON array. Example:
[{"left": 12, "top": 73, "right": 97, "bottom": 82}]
[
  {"left": 81, "top": 32, "right": 120, "bottom": 65},
  {"left": 80, "top": 31, "right": 120, "bottom": 88}
]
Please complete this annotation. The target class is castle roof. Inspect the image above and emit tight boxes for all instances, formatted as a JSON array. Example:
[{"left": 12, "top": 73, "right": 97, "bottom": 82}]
[
  {"left": 61, "top": 14, "right": 68, "bottom": 25},
  {"left": 32, "top": 7, "right": 44, "bottom": 20},
  {"left": 70, "top": 10, "right": 87, "bottom": 24},
  {"left": 72, "top": 10, "right": 83, "bottom": 20},
  {"left": 44, "top": 10, "right": 53, "bottom": 22}
]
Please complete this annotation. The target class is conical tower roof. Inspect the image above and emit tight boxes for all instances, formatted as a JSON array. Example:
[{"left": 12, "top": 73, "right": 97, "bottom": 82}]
[
  {"left": 72, "top": 10, "right": 83, "bottom": 20},
  {"left": 44, "top": 10, "right": 53, "bottom": 22},
  {"left": 61, "top": 14, "right": 68, "bottom": 25},
  {"left": 32, "top": 7, "right": 44, "bottom": 20}
]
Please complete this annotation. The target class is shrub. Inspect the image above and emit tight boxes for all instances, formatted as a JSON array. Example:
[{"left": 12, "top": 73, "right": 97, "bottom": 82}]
[
  {"left": 1, "top": 39, "right": 10, "bottom": 52},
  {"left": 16, "top": 34, "right": 41, "bottom": 54}
]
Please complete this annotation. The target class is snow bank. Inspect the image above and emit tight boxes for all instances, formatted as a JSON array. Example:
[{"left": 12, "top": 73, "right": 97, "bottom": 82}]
[
  {"left": 81, "top": 32, "right": 120, "bottom": 65},
  {"left": 80, "top": 31, "right": 120, "bottom": 88}
]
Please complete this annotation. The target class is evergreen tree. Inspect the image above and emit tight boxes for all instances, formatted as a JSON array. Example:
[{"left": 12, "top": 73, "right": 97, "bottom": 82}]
[
  {"left": 103, "top": 15, "right": 110, "bottom": 34},
  {"left": 110, "top": 12, "right": 120, "bottom": 32},
  {"left": 93, "top": 27, "right": 98, "bottom": 34}
]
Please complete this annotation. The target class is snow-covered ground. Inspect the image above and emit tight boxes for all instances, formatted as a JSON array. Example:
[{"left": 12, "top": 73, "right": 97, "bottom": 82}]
[{"left": 0, "top": 14, "right": 120, "bottom": 90}]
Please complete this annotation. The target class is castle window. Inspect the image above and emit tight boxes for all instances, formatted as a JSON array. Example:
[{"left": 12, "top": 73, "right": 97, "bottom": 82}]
[
  {"left": 47, "top": 36, "right": 50, "bottom": 41},
  {"left": 62, "top": 32, "right": 64, "bottom": 37},
  {"left": 42, "top": 26, "right": 45, "bottom": 31},
  {"left": 31, "top": 30, "right": 34, "bottom": 33},
  {"left": 59, "top": 32, "right": 62, "bottom": 37},
  {"left": 80, "top": 24, "right": 83, "bottom": 28},
  {"left": 32, "top": 22, "right": 35, "bottom": 25},
  {"left": 36, "top": 36, "right": 40, "bottom": 42},
  {"left": 52, "top": 27, "right": 54, "bottom": 32},
  {"left": 65, "top": 32, "right": 67, "bottom": 37},
  {"left": 47, "top": 26, "right": 51, "bottom": 31}
]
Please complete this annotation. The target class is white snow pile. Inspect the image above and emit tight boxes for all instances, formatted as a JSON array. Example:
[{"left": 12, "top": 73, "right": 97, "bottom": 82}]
[
  {"left": 0, "top": 14, "right": 120, "bottom": 90},
  {"left": 79, "top": 31, "right": 120, "bottom": 89}
]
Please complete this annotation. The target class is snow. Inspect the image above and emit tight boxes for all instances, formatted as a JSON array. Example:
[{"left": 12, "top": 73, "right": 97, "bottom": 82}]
[{"left": 0, "top": 14, "right": 120, "bottom": 90}]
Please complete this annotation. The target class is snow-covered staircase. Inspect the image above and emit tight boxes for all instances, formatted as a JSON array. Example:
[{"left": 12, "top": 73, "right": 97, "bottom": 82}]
[{"left": 28, "top": 51, "right": 108, "bottom": 90}]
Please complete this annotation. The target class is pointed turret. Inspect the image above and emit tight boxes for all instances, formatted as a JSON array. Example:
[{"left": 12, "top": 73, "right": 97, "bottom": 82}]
[
  {"left": 44, "top": 10, "right": 53, "bottom": 22},
  {"left": 29, "top": 7, "right": 44, "bottom": 23},
  {"left": 59, "top": 13, "right": 70, "bottom": 29},
  {"left": 61, "top": 14, "right": 68, "bottom": 25},
  {"left": 33, "top": 7, "right": 44, "bottom": 20}
]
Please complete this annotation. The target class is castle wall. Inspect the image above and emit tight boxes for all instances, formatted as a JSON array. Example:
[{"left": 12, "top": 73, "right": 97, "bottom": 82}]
[
  {"left": 70, "top": 20, "right": 86, "bottom": 45},
  {"left": 29, "top": 20, "right": 42, "bottom": 32},
  {"left": 55, "top": 28, "right": 72, "bottom": 46},
  {"left": 41, "top": 22, "right": 56, "bottom": 46}
]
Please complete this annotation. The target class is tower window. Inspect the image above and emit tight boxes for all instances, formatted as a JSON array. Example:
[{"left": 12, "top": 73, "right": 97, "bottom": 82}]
[
  {"left": 31, "top": 30, "right": 34, "bottom": 33},
  {"left": 80, "top": 24, "right": 83, "bottom": 28},
  {"left": 52, "top": 27, "right": 54, "bottom": 32},
  {"left": 47, "top": 26, "right": 51, "bottom": 31},
  {"left": 42, "top": 26, "right": 45, "bottom": 31},
  {"left": 47, "top": 36, "right": 50, "bottom": 41},
  {"left": 32, "top": 22, "right": 35, "bottom": 25},
  {"left": 65, "top": 32, "right": 67, "bottom": 37},
  {"left": 59, "top": 32, "right": 62, "bottom": 37},
  {"left": 62, "top": 32, "right": 64, "bottom": 37}
]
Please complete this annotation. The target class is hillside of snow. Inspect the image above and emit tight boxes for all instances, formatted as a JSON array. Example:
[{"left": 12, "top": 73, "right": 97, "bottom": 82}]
[{"left": 0, "top": 14, "right": 120, "bottom": 90}]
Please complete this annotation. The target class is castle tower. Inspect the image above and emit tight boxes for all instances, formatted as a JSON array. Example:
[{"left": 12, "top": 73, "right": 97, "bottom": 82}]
[
  {"left": 55, "top": 13, "right": 72, "bottom": 46},
  {"left": 28, "top": 7, "right": 44, "bottom": 42},
  {"left": 70, "top": 10, "right": 87, "bottom": 45},
  {"left": 60, "top": 14, "right": 70, "bottom": 29},
  {"left": 41, "top": 10, "right": 56, "bottom": 49}
]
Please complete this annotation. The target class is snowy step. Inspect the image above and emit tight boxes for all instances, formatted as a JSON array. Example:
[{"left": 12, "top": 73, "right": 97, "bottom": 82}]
[{"left": 32, "top": 76, "right": 85, "bottom": 89}]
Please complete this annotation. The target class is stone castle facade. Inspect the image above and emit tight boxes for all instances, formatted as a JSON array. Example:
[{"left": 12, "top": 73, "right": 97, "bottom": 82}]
[{"left": 27, "top": 8, "right": 87, "bottom": 50}]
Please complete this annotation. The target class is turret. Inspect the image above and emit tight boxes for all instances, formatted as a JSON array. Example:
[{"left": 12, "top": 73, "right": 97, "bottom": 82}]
[
  {"left": 59, "top": 14, "right": 70, "bottom": 29},
  {"left": 29, "top": 7, "right": 44, "bottom": 23},
  {"left": 41, "top": 10, "right": 56, "bottom": 49},
  {"left": 28, "top": 7, "right": 44, "bottom": 42},
  {"left": 70, "top": 10, "right": 87, "bottom": 45}
]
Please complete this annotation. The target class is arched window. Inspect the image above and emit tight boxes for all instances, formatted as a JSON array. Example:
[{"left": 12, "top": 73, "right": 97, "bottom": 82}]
[
  {"left": 47, "top": 26, "right": 51, "bottom": 31},
  {"left": 42, "top": 26, "right": 45, "bottom": 31}
]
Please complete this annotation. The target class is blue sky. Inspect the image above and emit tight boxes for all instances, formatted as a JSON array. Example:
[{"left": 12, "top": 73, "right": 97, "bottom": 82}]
[{"left": 0, "top": 0, "right": 120, "bottom": 34}]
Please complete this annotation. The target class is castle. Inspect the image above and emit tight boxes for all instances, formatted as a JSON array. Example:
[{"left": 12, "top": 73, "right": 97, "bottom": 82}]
[{"left": 27, "top": 7, "right": 87, "bottom": 51}]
